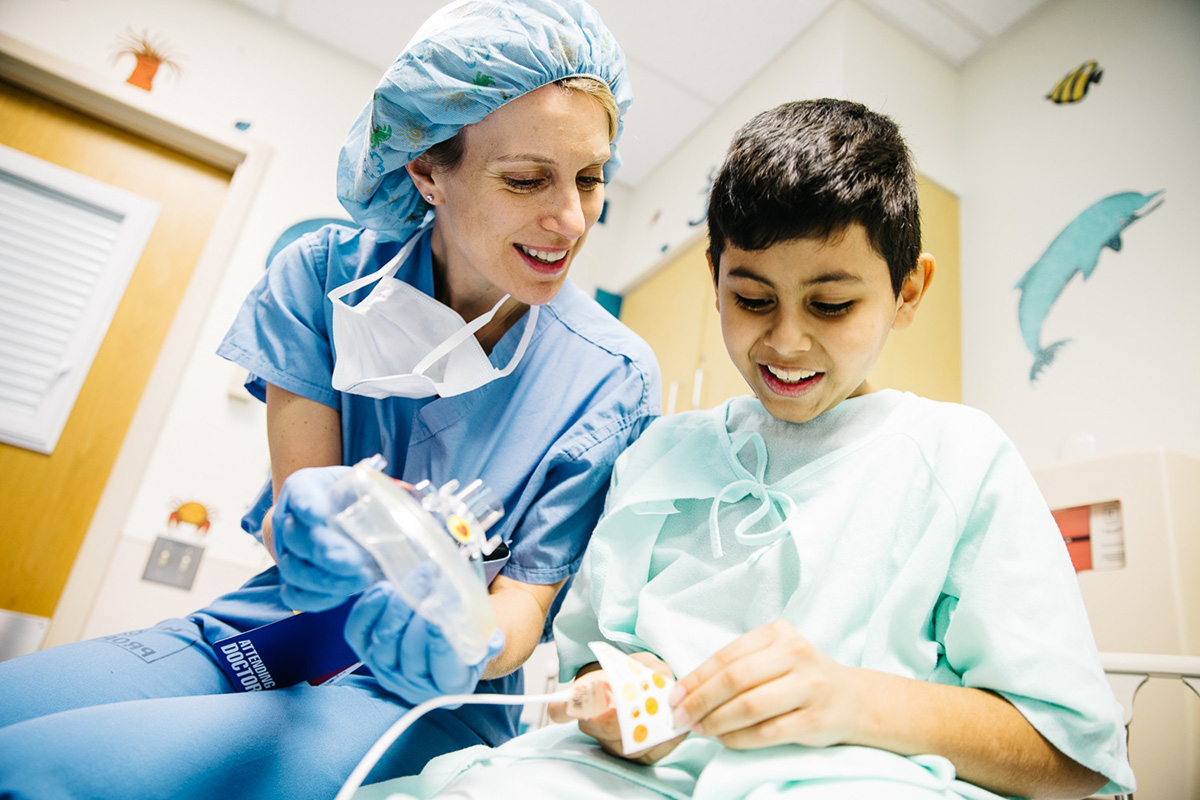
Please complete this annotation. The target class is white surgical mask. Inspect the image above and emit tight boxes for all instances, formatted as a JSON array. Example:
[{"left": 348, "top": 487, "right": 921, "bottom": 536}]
[{"left": 329, "top": 228, "right": 539, "bottom": 399}]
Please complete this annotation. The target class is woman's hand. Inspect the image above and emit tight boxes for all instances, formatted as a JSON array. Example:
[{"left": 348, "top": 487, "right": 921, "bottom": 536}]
[
  {"left": 669, "top": 620, "right": 862, "bottom": 750},
  {"left": 550, "top": 654, "right": 689, "bottom": 765},
  {"left": 344, "top": 579, "right": 504, "bottom": 706},
  {"left": 272, "top": 465, "right": 375, "bottom": 611}
]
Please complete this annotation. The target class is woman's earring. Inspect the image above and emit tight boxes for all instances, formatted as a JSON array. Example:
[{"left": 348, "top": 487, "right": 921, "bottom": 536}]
[{"left": 426, "top": 194, "right": 435, "bottom": 203}]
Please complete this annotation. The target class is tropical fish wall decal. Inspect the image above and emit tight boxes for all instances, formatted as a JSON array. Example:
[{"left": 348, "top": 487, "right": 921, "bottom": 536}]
[
  {"left": 1047, "top": 60, "right": 1103, "bottom": 104},
  {"left": 1015, "top": 190, "right": 1164, "bottom": 383}
]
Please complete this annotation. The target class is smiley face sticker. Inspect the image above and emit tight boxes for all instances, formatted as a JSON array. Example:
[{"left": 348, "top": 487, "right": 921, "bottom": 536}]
[{"left": 587, "top": 641, "right": 689, "bottom": 752}]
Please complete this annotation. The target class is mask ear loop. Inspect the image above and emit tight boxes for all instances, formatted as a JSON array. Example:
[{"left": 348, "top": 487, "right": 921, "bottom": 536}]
[
  {"left": 410, "top": 302, "right": 541, "bottom": 397},
  {"left": 487, "top": 305, "right": 539, "bottom": 381},
  {"left": 409, "top": 293, "right": 511, "bottom": 376},
  {"left": 327, "top": 219, "right": 431, "bottom": 306}
]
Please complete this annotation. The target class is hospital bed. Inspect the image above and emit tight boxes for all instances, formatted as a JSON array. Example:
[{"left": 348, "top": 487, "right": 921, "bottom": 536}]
[
  {"left": 1035, "top": 450, "right": 1200, "bottom": 798},
  {"left": 1097, "top": 652, "right": 1200, "bottom": 800}
]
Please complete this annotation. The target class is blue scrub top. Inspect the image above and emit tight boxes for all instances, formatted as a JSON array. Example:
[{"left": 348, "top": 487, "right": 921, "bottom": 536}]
[{"left": 205, "top": 223, "right": 660, "bottom": 743}]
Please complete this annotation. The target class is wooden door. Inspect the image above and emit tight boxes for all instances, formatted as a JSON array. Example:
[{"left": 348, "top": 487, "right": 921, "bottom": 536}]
[
  {"left": 867, "top": 175, "right": 962, "bottom": 402},
  {"left": 0, "top": 78, "right": 231, "bottom": 619},
  {"left": 618, "top": 236, "right": 711, "bottom": 414},
  {"left": 621, "top": 174, "right": 962, "bottom": 412}
]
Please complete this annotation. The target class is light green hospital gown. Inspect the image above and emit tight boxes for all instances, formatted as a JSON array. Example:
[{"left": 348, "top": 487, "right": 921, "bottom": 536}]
[{"left": 367, "top": 391, "right": 1135, "bottom": 799}]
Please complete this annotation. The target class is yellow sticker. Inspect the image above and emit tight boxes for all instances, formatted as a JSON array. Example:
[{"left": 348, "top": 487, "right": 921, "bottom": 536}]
[
  {"left": 587, "top": 641, "right": 689, "bottom": 753},
  {"left": 446, "top": 515, "right": 472, "bottom": 543}
]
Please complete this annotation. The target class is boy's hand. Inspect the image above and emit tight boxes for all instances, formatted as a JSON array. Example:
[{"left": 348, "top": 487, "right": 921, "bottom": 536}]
[
  {"left": 549, "top": 654, "right": 689, "bottom": 764},
  {"left": 669, "top": 620, "right": 862, "bottom": 750}
]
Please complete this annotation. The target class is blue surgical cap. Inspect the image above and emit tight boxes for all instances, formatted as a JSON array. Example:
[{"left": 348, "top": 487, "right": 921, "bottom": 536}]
[{"left": 336, "top": 0, "right": 632, "bottom": 240}]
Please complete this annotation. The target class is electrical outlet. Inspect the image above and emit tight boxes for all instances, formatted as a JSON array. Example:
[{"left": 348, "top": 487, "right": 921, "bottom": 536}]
[{"left": 142, "top": 536, "right": 203, "bottom": 590}]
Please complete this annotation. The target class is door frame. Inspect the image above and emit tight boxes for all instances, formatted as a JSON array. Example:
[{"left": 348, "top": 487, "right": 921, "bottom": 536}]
[{"left": 0, "top": 33, "right": 272, "bottom": 647}]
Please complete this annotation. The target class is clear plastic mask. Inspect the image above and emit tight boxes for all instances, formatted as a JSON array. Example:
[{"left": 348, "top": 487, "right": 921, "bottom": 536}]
[{"left": 331, "top": 456, "right": 502, "bottom": 664}]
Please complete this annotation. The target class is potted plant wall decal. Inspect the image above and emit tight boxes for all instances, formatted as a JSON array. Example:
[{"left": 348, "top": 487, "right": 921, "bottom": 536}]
[{"left": 112, "top": 27, "right": 181, "bottom": 91}]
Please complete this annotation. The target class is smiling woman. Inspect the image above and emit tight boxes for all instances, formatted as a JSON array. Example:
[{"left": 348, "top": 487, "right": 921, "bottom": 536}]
[
  {"left": 0, "top": 2, "right": 662, "bottom": 798},
  {"left": 408, "top": 81, "right": 616, "bottom": 318}
]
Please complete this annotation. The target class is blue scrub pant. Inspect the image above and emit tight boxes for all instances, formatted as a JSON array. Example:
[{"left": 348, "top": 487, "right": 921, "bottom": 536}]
[{"left": 0, "top": 619, "right": 481, "bottom": 800}]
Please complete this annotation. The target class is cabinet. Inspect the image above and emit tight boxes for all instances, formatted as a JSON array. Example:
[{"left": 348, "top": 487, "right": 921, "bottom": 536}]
[
  {"left": 620, "top": 174, "right": 961, "bottom": 413},
  {"left": 1034, "top": 451, "right": 1200, "bottom": 799}
]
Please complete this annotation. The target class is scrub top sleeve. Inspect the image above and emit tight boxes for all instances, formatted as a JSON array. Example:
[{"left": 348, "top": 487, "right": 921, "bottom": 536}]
[
  {"left": 216, "top": 232, "right": 340, "bottom": 409},
  {"left": 935, "top": 430, "right": 1134, "bottom": 793},
  {"left": 501, "top": 411, "right": 652, "bottom": 586},
  {"left": 552, "top": 437, "right": 650, "bottom": 682},
  {"left": 503, "top": 399, "right": 657, "bottom": 645}
]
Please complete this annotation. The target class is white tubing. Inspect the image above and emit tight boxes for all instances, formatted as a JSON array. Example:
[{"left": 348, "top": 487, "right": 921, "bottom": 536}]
[{"left": 334, "top": 688, "right": 573, "bottom": 800}]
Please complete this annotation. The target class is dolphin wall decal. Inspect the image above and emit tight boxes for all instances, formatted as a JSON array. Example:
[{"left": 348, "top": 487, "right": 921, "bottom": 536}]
[{"left": 1015, "top": 190, "right": 1165, "bottom": 382}]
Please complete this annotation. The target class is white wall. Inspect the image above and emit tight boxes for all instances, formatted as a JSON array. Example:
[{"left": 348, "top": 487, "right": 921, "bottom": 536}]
[
  {"left": 604, "top": 0, "right": 1200, "bottom": 475},
  {"left": 599, "top": 0, "right": 962, "bottom": 295},
  {"left": 0, "top": 0, "right": 381, "bottom": 636},
  {"left": 959, "top": 0, "right": 1200, "bottom": 469}
]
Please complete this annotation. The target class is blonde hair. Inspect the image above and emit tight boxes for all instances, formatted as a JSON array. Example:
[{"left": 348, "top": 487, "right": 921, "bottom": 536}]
[
  {"left": 418, "top": 76, "right": 620, "bottom": 171},
  {"left": 557, "top": 75, "right": 619, "bottom": 142}
]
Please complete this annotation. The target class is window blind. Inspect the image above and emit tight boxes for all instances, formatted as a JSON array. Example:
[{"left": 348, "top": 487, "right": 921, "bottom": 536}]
[{"left": 0, "top": 144, "right": 159, "bottom": 454}]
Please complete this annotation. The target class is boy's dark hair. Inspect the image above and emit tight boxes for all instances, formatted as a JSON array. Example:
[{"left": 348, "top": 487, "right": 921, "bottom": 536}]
[{"left": 707, "top": 98, "right": 921, "bottom": 296}]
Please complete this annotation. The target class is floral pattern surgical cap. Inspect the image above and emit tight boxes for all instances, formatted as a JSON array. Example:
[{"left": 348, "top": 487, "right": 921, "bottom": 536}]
[{"left": 336, "top": 0, "right": 632, "bottom": 240}]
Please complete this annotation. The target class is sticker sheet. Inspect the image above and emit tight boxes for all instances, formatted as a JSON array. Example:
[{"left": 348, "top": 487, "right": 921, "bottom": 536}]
[{"left": 587, "top": 641, "right": 690, "bottom": 752}]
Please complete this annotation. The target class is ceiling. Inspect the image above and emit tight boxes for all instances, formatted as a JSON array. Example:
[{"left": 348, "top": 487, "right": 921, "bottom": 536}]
[{"left": 230, "top": 0, "right": 1052, "bottom": 186}]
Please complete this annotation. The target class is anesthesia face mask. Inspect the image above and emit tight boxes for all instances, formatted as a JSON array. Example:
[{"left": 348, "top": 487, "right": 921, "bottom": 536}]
[
  {"left": 329, "top": 455, "right": 504, "bottom": 665},
  {"left": 335, "top": 641, "right": 691, "bottom": 800},
  {"left": 329, "top": 462, "right": 690, "bottom": 800}
]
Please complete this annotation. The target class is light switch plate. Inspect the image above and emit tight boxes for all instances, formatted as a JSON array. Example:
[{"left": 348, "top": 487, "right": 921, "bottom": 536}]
[{"left": 142, "top": 536, "right": 203, "bottom": 590}]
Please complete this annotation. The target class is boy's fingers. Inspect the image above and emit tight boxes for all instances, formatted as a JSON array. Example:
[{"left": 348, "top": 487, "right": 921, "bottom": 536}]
[
  {"left": 675, "top": 623, "right": 779, "bottom": 693},
  {"left": 672, "top": 622, "right": 807, "bottom": 727},
  {"left": 546, "top": 700, "right": 571, "bottom": 724},
  {"left": 712, "top": 707, "right": 806, "bottom": 751},
  {"left": 563, "top": 672, "right": 612, "bottom": 720},
  {"left": 673, "top": 655, "right": 786, "bottom": 732},
  {"left": 687, "top": 678, "right": 800, "bottom": 739},
  {"left": 631, "top": 731, "right": 690, "bottom": 764},
  {"left": 577, "top": 709, "right": 622, "bottom": 745},
  {"left": 550, "top": 667, "right": 611, "bottom": 723}
]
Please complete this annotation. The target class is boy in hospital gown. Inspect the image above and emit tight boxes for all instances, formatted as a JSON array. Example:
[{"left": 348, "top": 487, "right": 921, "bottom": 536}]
[{"left": 365, "top": 99, "right": 1135, "bottom": 799}]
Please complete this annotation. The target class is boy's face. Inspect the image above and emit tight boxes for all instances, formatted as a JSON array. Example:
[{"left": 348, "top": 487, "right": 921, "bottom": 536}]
[{"left": 709, "top": 224, "right": 932, "bottom": 425}]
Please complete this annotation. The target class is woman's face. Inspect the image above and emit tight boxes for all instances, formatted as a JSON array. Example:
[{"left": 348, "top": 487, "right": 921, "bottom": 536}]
[{"left": 418, "top": 84, "right": 612, "bottom": 312}]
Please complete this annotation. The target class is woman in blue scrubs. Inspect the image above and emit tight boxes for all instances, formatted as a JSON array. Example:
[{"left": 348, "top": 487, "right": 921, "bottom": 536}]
[{"left": 0, "top": 2, "right": 659, "bottom": 797}]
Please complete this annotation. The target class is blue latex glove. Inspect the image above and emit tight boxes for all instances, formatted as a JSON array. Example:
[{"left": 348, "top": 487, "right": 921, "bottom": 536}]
[
  {"left": 344, "top": 577, "right": 505, "bottom": 706},
  {"left": 272, "top": 465, "right": 375, "bottom": 612}
]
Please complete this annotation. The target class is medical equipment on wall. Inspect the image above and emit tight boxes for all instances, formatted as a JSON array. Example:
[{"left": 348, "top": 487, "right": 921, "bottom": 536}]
[
  {"left": 1035, "top": 449, "right": 1200, "bottom": 800},
  {"left": 331, "top": 455, "right": 504, "bottom": 664},
  {"left": 333, "top": 644, "right": 688, "bottom": 800}
]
